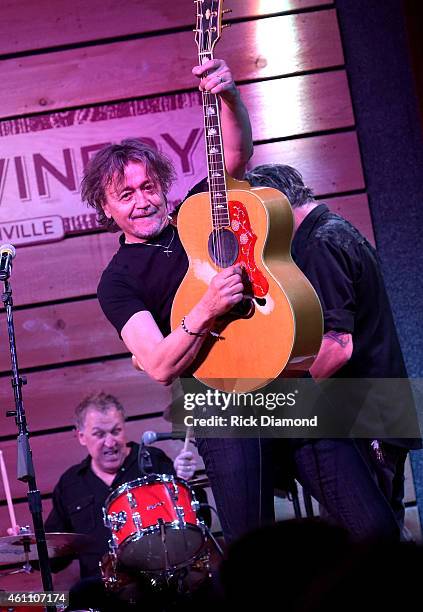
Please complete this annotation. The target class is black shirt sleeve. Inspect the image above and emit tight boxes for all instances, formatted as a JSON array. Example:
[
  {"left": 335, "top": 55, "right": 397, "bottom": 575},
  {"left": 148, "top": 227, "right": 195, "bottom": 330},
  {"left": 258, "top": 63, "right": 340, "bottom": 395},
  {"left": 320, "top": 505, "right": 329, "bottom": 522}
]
[
  {"left": 98, "top": 266, "right": 148, "bottom": 336},
  {"left": 299, "top": 239, "right": 357, "bottom": 334}
]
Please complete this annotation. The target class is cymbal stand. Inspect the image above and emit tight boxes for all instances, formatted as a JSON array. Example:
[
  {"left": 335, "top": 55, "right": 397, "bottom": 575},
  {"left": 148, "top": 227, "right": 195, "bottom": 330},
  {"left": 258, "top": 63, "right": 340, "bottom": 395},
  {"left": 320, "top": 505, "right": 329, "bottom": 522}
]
[{"left": 2, "top": 277, "right": 56, "bottom": 611}]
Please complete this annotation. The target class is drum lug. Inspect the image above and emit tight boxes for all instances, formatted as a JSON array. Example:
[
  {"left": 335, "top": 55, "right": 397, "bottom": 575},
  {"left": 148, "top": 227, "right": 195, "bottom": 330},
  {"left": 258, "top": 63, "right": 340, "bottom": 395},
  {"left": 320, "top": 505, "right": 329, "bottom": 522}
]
[
  {"left": 127, "top": 490, "right": 138, "bottom": 508},
  {"left": 176, "top": 505, "right": 185, "bottom": 520},
  {"left": 132, "top": 511, "right": 142, "bottom": 532},
  {"left": 103, "top": 507, "right": 111, "bottom": 529},
  {"left": 108, "top": 536, "right": 118, "bottom": 554},
  {"left": 170, "top": 480, "right": 179, "bottom": 498}
]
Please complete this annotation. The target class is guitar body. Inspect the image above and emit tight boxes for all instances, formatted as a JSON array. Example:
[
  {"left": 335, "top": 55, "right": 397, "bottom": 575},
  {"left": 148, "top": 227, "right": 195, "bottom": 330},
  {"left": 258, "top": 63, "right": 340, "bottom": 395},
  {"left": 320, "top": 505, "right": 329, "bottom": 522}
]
[
  {"left": 171, "top": 179, "right": 323, "bottom": 392},
  {"left": 172, "top": 2, "right": 323, "bottom": 392}
]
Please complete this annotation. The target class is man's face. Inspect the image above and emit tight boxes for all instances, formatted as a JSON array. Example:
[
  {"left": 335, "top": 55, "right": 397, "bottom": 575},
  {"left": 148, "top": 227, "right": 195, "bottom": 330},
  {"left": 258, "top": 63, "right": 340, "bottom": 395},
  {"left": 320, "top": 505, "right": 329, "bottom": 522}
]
[
  {"left": 78, "top": 407, "right": 128, "bottom": 475},
  {"left": 103, "top": 161, "right": 169, "bottom": 242}
]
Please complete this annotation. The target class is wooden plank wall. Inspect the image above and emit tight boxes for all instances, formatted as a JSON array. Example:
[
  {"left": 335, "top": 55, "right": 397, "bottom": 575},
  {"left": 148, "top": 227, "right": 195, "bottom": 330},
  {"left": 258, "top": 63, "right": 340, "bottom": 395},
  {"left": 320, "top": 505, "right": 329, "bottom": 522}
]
[{"left": 0, "top": 0, "right": 419, "bottom": 588}]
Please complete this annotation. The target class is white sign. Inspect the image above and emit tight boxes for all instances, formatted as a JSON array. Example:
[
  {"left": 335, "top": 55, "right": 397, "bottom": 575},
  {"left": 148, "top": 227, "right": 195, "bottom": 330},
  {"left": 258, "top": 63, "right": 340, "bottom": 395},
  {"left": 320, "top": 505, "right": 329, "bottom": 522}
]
[{"left": 0, "top": 93, "right": 207, "bottom": 244}]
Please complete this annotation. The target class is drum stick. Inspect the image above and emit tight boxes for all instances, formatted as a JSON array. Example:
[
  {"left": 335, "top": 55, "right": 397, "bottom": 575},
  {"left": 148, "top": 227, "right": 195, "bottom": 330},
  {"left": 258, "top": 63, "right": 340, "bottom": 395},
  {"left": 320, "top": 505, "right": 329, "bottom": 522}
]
[
  {"left": 0, "top": 449, "right": 17, "bottom": 530},
  {"left": 183, "top": 426, "right": 193, "bottom": 452}
]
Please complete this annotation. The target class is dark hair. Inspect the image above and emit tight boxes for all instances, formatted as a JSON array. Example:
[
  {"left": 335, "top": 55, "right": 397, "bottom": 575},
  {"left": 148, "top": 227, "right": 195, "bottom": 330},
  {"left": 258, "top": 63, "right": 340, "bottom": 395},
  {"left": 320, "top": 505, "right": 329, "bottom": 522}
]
[
  {"left": 80, "top": 139, "right": 177, "bottom": 231},
  {"left": 245, "top": 164, "right": 314, "bottom": 208},
  {"left": 75, "top": 392, "right": 125, "bottom": 430}
]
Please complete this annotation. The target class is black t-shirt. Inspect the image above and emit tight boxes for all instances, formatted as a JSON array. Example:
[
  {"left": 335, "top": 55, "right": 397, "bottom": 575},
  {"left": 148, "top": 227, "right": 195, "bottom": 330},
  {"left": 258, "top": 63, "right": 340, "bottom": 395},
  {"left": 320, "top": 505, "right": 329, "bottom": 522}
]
[
  {"left": 98, "top": 224, "right": 188, "bottom": 338},
  {"left": 97, "top": 178, "right": 211, "bottom": 338},
  {"left": 45, "top": 442, "right": 175, "bottom": 578}
]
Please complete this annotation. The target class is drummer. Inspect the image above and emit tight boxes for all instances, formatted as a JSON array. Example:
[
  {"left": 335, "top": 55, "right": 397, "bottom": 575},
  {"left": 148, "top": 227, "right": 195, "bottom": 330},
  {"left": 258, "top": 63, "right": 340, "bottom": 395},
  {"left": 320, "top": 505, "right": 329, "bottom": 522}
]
[{"left": 7, "top": 391, "right": 198, "bottom": 579}]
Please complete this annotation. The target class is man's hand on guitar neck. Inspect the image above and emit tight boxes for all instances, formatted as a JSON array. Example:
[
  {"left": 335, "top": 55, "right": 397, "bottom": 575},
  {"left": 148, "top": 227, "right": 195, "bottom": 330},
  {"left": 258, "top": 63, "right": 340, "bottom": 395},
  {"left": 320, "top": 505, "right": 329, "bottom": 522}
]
[
  {"left": 192, "top": 58, "right": 238, "bottom": 102},
  {"left": 192, "top": 58, "right": 253, "bottom": 178}
]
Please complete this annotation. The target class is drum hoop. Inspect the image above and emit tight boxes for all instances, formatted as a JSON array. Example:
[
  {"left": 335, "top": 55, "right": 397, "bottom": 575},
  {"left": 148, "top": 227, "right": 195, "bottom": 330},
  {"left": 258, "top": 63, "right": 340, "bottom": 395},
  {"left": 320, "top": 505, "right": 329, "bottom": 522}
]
[{"left": 104, "top": 474, "right": 196, "bottom": 508}]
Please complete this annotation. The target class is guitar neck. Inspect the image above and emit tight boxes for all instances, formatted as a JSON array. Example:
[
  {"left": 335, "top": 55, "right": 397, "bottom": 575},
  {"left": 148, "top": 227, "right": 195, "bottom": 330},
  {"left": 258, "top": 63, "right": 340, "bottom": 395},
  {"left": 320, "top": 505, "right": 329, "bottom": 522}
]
[{"left": 199, "top": 51, "right": 230, "bottom": 229}]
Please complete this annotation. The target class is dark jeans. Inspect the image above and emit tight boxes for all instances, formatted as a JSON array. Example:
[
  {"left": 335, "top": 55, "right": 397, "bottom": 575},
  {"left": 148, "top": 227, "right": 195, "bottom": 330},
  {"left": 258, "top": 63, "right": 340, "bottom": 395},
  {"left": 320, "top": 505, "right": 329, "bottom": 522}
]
[
  {"left": 196, "top": 437, "right": 275, "bottom": 543},
  {"left": 292, "top": 439, "right": 407, "bottom": 542},
  {"left": 197, "top": 437, "right": 408, "bottom": 544}
]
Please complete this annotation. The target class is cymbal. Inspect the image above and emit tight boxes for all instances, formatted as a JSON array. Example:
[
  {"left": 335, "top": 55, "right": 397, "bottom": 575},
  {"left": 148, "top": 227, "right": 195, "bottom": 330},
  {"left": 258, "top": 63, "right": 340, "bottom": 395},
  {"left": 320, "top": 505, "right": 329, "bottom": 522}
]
[{"left": 0, "top": 532, "right": 94, "bottom": 564}]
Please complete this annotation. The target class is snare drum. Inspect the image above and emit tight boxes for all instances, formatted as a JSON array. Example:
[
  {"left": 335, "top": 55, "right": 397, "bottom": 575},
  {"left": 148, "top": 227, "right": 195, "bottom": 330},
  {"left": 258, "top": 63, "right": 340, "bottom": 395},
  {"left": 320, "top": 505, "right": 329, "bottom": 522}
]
[{"left": 103, "top": 475, "right": 205, "bottom": 572}]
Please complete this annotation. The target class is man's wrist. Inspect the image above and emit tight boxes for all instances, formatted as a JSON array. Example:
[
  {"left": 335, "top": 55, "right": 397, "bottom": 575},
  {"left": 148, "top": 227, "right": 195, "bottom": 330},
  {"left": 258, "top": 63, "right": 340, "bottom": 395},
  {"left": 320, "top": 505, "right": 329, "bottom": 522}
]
[
  {"left": 221, "top": 85, "right": 241, "bottom": 108},
  {"left": 186, "top": 305, "right": 216, "bottom": 332}
]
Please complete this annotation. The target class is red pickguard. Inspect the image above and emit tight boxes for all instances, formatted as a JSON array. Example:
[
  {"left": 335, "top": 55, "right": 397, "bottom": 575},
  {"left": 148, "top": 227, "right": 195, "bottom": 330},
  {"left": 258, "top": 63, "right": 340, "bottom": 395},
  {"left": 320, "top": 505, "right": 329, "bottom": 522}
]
[{"left": 228, "top": 199, "right": 269, "bottom": 298}]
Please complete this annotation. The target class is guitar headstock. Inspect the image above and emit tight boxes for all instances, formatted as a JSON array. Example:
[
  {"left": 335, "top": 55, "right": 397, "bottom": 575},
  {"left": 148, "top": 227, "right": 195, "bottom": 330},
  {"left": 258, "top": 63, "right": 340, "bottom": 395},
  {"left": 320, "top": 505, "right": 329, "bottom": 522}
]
[{"left": 194, "top": 0, "right": 229, "bottom": 55}]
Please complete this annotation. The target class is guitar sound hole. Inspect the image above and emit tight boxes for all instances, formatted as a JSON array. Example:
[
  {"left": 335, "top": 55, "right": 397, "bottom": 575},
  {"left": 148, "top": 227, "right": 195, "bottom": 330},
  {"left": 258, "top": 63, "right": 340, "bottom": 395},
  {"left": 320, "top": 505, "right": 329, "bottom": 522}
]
[
  {"left": 255, "top": 297, "right": 267, "bottom": 307},
  {"left": 208, "top": 229, "right": 239, "bottom": 268}
]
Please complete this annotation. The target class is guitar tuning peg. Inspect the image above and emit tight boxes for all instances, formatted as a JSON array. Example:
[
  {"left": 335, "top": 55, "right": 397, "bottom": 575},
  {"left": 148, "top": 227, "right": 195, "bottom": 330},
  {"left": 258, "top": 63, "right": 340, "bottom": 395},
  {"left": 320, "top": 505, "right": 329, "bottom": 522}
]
[{"left": 223, "top": 9, "right": 232, "bottom": 14}]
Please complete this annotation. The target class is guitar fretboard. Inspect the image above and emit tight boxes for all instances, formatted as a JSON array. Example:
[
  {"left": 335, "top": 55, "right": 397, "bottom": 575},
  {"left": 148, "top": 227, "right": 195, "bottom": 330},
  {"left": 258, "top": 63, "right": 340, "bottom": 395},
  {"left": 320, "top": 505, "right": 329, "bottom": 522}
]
[{"left": 199, "top": 52, "right": 229, "bottom": 230}]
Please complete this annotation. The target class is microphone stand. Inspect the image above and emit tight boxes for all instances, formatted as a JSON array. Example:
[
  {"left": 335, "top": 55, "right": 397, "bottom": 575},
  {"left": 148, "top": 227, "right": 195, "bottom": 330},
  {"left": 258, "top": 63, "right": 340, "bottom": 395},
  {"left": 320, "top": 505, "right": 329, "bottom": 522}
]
[
  {"left": 137, "top": 439, "right": 152, "bottom": 476},
  {"left": 2, "top": 276, "right": 56, "bottom": 610}
]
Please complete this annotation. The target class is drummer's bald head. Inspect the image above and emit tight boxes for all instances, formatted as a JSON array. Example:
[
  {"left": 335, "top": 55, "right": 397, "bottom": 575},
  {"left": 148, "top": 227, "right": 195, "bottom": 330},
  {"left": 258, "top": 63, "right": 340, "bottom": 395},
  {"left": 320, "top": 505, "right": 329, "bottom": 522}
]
[{"left": 75, "top": 392, "right": 125, "bottom": 430}]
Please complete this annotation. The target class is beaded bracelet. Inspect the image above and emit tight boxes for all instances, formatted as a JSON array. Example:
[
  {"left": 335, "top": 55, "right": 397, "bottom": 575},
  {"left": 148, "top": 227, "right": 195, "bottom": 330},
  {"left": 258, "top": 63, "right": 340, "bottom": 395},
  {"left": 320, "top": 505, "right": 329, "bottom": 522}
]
[
  {"left": 181, "top": 316, "right": 206, "bottom": 337},
  {"left": 181, "top": 316, "right": 221, "bottom": 339}
]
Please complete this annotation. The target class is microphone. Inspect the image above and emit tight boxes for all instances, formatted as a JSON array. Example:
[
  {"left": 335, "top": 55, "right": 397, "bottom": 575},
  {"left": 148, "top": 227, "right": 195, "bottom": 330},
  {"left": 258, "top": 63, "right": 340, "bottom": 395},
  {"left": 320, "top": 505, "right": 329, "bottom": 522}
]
[
  {"left": 142, "top": 430, "right": 186, "bottom": 444},
  {"left": 0, "top": 244, "right": 16, "bottom": 281}
]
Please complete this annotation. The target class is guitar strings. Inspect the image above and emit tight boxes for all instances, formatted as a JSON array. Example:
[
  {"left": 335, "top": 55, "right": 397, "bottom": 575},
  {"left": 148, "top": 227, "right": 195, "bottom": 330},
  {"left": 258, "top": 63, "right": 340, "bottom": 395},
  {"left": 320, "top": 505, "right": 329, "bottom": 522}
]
[
  {"left": 206, "top": 0, "right": 224, "bottom": 267},
  {"left": 204, "top": 89, "right": 226, "bottom": 268},
  {"left": 198, "top": 21, "right": 218, "bottom": 266},
  {"left": 199, "top": 4, "right": 229, "bottom": 269},
  {"left": 203, "top": 85, "right": 227, "bottom": 264}
]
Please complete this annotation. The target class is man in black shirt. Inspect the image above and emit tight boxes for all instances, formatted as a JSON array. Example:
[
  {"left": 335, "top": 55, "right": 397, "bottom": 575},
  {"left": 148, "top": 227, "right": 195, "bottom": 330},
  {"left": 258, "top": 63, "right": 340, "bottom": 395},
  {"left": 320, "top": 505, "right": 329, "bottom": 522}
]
[
  {"left": 47, "top": 392, "right": 197, "bottom": 578},
  {"left": 245, "top": 163, "right": 421, "bottom": 540},
  {"left": 85, "top": 59, "right": 278, "bottom": 545},
  {"left": 8, "top": 392, "right": 198, "bottom": 580}
]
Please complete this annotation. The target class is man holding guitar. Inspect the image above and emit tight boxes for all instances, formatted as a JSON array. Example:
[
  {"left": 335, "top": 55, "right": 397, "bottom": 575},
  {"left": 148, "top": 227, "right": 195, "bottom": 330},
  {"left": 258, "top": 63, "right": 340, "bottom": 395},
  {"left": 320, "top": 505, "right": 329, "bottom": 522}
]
[{"left": 82, "top": 58, "right": 278, "bottom": 543}]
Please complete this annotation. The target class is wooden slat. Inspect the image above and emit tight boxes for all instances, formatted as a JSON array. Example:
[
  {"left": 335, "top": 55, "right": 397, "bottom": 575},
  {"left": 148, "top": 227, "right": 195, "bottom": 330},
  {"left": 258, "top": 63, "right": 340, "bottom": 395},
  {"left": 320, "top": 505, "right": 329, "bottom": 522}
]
[
  {"left": 0, "top": 72, "right": 353, "bottom": 147},
  {"left": 250, "top": 131, "right": 364, "bottom": 197},
  {"left": 0, "top": 299, "right": 123, "bottom": 372},
  {"left": 325, "top": 193, "right": 375, "bottom": 245},
  {"left": 246, "top": 72, "right": 353, "bottom": 141},
  {"left": 10, "top": 231, "right": 118, "bottom": 307},
  {"left": 0, "top": 11, "right": 344, "bottom": 118},
  {"left": 0, "top": 417, "right": 197, "bottom": 501},
  {"left": 1, "top": 1, "right": 334, "bottom": 56},
  {"left": 0, "top": 359, "right": 174, "bottom": 437}
]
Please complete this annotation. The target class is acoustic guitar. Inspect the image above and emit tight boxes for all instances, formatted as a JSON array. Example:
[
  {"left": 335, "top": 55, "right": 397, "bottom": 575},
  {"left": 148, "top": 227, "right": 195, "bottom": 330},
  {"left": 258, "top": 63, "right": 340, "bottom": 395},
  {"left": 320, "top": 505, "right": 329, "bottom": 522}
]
[{"left": 171, "top": 0, "right": 323, "bottom": 392}]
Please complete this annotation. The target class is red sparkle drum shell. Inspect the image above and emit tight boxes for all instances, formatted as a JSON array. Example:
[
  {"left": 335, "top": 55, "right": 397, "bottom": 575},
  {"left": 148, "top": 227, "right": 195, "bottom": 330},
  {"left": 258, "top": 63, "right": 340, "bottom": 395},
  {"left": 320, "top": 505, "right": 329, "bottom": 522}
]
[{"left": 104, "top": 474, "right": 205, "bottom": 572}]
